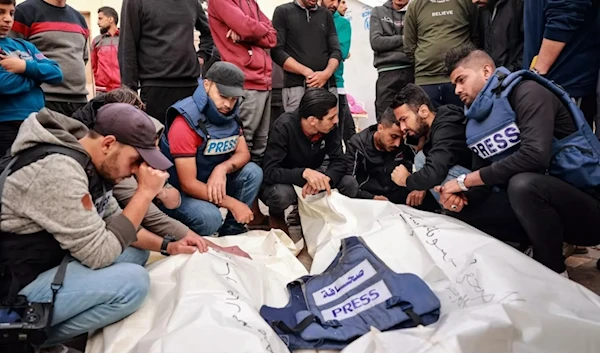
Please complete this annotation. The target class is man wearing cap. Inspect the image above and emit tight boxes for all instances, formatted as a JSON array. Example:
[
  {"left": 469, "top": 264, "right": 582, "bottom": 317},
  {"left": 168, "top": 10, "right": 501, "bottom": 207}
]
[
  {"left": 161, "top": 62, "right": 263, "bottom": 236},
  {"left": 0, "top": 103, "right": 178, "bottom": 349}
]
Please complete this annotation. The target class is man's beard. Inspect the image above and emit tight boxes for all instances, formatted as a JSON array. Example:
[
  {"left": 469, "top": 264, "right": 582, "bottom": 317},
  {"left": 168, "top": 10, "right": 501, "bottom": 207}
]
[{"left": 100, "top": 26, "right": 109, "bottom": 34}]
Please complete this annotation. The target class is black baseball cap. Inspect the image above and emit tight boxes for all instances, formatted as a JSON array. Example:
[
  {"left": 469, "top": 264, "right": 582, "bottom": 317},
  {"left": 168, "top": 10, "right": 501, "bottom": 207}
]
[
  {"left": 205, "top": 61, "right": 245, "bottom": 98},
  {"left": 94, "top": 103, "right": 173, "bottom": 170}
]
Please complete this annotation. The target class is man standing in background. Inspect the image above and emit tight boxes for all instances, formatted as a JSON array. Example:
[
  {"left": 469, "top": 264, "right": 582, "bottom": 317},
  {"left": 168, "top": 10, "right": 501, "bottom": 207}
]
[
  {"left": 474, "top": 0, "right": 523, "bottom": 72},
  {"left": 370, "top": 0, "right": 413, "bottom": 121},
  {"left": 207, "top": 0, "right": 277, "bottom": 166},
  {"left": 323, "top": 0, "right": 355, "bottom": 143},
  {"left": 524, "top": 0, "right": 600, "bottom": 127},
  {"left": 10, "top": 0, "right": 90, "bottom": 116},
  {"left": 271, "top": 0, "right": 342, "bottom": 112},
  {"left": 403, "top": 0, "right": 478, "bottom": 108},
  {"left": 119, "top": 0, "right": 214, "bottom": 123},
  {"left": 91, "top": 6, "right": 120, "bottom": 95}
]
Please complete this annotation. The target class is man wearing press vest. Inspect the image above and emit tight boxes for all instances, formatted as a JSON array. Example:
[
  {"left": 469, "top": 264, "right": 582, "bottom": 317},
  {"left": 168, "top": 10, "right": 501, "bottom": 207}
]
[
  {"left": 160, "top": 62, "right": 263, "bottom": 237},
  {"left": 438, "top": 45, "right": 600, "bottom": 277}
]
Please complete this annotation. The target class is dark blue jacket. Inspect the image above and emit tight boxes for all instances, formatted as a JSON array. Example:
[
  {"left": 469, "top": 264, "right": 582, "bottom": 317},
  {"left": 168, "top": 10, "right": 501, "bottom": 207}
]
[{"left": 523, "top": 0, "right": 600, "bottom": 98}]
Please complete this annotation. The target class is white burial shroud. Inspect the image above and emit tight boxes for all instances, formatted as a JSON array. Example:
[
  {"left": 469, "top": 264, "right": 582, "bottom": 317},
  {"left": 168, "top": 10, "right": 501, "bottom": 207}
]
[{"left": 87, "top": 188, "right": 600, "bottom": 353}]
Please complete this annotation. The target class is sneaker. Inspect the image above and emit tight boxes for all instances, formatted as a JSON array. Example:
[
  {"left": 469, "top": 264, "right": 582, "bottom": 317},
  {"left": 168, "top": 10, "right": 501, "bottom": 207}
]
[
  {"left": 563, "top": 243, "right": 576, "bottom": 258},
  {"left": 286, "top": 205, "right": 300, "bottom": 226},
  {"left": 524, "top": 246, "right": 534, "bottom": 258}
]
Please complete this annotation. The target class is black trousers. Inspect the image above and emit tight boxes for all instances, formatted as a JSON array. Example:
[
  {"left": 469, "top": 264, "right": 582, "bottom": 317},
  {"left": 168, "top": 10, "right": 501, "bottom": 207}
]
[
  {"left": 338, "top": 94, "right": 356, "bottom": 143},
  {"left": 260, "top": 175, "right": 358, "bottom": 216},
  {"left": 270, "top": 88, "right": 284, "bottom": 125},
  {"left": 45, "top": 101, "right": 87, "bottom": 117},
  {"left": 141, "top": 85, "right": 198, "bottom": 124},
  {"left": 448, "top": 173, "right": 600, "bottom": 273},
  {"left": 0, "top": 121, "right": 23, "bottom": 157},
  {"left": 375, "top": 67, "right": 414, "bottom": 122}
]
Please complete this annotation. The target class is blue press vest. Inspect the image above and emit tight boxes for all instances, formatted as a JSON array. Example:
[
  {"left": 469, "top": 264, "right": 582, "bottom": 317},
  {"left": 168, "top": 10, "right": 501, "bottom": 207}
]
[
  {"left": 260, "top": 237, "right": 440, "bottom": 350},
  {"left": 160, "top": 87, "right": 240, "bottom": 187},
  {"left": 465, "top": 67, "right": 600, "bottom": 189}
]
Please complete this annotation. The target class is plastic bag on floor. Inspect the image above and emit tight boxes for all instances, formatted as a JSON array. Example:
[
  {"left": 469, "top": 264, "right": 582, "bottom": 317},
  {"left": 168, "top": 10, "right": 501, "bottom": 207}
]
[
  {"left": 296, "top": 188, "right": 600, "bottom": 353},
  {"left": 85, "top": 230, "right": 309, "bottom": 353}
]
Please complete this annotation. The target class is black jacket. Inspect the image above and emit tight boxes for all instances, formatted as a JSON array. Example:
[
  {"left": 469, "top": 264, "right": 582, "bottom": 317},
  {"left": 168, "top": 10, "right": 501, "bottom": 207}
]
[
  {"left": 478, "top": 0, "right": 524, "bottom": 72},
  {"left": 406, "top": 105, "right": 472, "bottom": 191},
  {"left": 262, "top": 111, "right": 346, "bottom": 187},
  {"left": 346, "top": 125, "right": 413, "bottom": 199}
]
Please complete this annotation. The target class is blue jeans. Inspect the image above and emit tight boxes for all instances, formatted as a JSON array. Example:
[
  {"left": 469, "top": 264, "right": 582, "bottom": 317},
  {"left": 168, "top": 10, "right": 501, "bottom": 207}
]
[
  {"left": 19, "top": 247, "right": 150, "bottom": 346},
  {"left": 167, "top": 162, "right": 263, "bottom": 236},
  {"left": 413, "top": 151, "right": 471, "bottom": 204}
]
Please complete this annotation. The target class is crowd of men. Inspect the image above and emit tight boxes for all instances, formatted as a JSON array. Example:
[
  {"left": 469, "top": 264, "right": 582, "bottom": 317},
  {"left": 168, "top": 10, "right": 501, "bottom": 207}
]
[{"left": 1, "top": 0, "right": 600, "bottom": 352}]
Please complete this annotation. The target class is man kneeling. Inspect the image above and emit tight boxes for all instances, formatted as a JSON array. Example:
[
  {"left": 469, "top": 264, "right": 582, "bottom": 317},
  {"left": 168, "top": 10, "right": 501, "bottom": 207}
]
[
  {"left": 160, "top": 62, "right": 263, "bottom": 236},
  {"left": 0, "top": 104, "right": 172, "bottom": 350},
  {"left": 261, "top": 88, "right": 356, "bottom": 234},
  {"left": 345, "top": 109, "right": 438, "bottom": 210}
]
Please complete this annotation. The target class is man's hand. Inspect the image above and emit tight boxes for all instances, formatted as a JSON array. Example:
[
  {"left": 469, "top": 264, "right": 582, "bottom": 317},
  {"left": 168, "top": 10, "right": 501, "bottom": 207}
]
[
  {"left": 406, "top": 190, "right": 425, "bottom": 207},
  {"left": 434, "top": 184, "right": 468, "bottom": 213},
  {"left": 373, "top": 195, "right": 389, "bottom": 201},
  {"left": 136, "top": 163, "right": 170, "bottom": 198},
  {"left": 302, "top": 169, "right": 332, "bottom": 195},
  {"left": 306, "top": 71, "right": 331, "bottom": 88},
  {"left": 229, "top": 199, "right": 254, "bottom": 224},
  {"left": 207, "top": 165, "right": 227, "bottom": 204},
  {"left": 156, "top": 185, "right": 181, "bottom": 209},
  {"left": 302, "top": 183, "right": 320, "bottom": 198},
  {"left": 166, "top": 234, "right": 209, "bottom": 255},
  {"left": 0, "top": 55, "right": 26, "bottom": 74},
  {"left": 226, "top": 29, "right": 242, "bottom": 43},
  {"left": 391, "top": 165, "right": 410, "bottom": 187},
  {"left": 303, "top": 68, "right": 315, "bottom": 79}
]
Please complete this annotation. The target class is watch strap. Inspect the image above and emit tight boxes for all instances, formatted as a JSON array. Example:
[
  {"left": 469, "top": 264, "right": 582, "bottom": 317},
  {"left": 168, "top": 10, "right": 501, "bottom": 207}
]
[{"left": 160, "top": 235, "right": 175, "bottom": 256}]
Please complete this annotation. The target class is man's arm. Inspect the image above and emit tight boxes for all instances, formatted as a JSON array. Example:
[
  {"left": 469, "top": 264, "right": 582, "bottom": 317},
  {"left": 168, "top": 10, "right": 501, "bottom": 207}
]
[
  {"left": 476, "top": 82, "right": 558, "bottom": 186},
  {"left": 119, "top": 0, "right": 142, "bottom": 90},
  {"left": 21, "top": 42, "right": 63, "bottom": 84},
  {"left": 262, "top": 122, "right": 306, "bottom": 186},
  {"left": 369, "top": 7, "right": 403, "bottom": 52},
  {"left": 344, "top": 138, "right": 375, "bottom": 199},
  {"left": 210, "top": 0, "right": 277, "bottom": 46},
  {"left": 406, "top": 125, "right": 467, "bottom": 191},
  {"left": 324, "top": 12, "right": 341, "bottom": 74},
  {"left": 15, "top": 156, "right": 163, "bottom": 269},
  {"left": 217, "top": 135, "right": 251, "bottom": 174},
  {"left": 533, "top": 0, "right": 591, "bottom": 74},
  {"left": 90, "top": 37, "right": 99, "bottom": 77},
  {"left": 113, "top": 177, "right": 190, "bottom": 240},
  {"left": 196, "top": 2, "right": 214, "bottom": 63},
  {"left": 403, "top": 3, "right": 418, "bottom": 63},
  {"left": 338, "top": 19, "right": 352, "bottom": 60},
  {"left": 323, "top": 129, "right": 346, "bottom": 185}
]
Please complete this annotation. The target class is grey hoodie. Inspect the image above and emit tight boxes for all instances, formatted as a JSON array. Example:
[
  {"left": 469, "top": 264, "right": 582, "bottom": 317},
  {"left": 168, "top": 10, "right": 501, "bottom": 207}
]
[
  {"left": 369, "top": 1, "right": 411, "bottom": 70},
  {"left": 0, "top": 109, "right": 137, "bottom": 269}
]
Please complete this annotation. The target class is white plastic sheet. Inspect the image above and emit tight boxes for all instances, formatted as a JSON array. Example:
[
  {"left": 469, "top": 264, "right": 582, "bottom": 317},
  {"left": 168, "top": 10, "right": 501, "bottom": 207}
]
[
  {"left": 85, "top": 230, "right": 308, "bottom": 353},
  {"left": 297, "top": 188, "right": 600, "bottom": 353}
]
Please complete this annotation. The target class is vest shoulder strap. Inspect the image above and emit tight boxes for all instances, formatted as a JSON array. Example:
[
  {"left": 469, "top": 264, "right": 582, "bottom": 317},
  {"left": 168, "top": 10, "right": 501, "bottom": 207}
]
[
  {"left": 166, "top": 98, "right": 211, "bottom": 139},
  {"left": 499, "top": 69, "right": 587, "bottom": 130}
]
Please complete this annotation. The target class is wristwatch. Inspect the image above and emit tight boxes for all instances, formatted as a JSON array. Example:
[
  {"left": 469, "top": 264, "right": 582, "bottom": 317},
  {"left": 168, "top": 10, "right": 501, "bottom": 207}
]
[
  {"left": 160, "top": 235, "right": 176, "bottom": 256},
  {"left": 456, "top": 174, "right": 469, "bottom": 192}
]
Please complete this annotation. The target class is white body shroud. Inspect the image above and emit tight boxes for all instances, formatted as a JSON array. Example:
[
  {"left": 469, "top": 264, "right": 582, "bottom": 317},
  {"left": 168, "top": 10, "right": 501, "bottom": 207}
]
[{"left": 87, "top": 189, "right": 600, "bottom": 353}]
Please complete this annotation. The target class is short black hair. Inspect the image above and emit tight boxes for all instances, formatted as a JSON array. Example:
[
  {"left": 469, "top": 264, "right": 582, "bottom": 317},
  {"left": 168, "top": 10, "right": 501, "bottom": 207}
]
[
  {"left": 379, "top": 108, "right": 399, "bottom": 128},
  {"left": 390, "top": 83, "right": 435, "bottom": 113},
  {"left": 0, "top": 0, "right": 16, "bottom": 6},
  {"left": 298, "top": 88, "right": 338, "bottom": 120},
  {"left": 443, "top": 43, "right": 495, "bottom": 77},
  {"left": 98, "top": 6, "right": 119, "bottom": 25}
]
